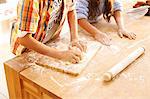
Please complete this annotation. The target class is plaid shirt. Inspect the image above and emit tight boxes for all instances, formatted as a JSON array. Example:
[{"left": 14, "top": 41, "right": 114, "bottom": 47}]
[{"left": 10, "top": 0, "right": 75, "bottom": 55}]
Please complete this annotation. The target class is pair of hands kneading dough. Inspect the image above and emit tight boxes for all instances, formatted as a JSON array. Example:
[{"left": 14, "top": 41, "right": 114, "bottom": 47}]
[{"left": 60, "top": 40, "right": 87, "bottom": 64}]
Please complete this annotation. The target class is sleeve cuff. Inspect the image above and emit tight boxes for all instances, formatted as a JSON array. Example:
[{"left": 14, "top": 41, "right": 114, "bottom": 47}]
[
  {"left": 17, "top": 31, "right": 35, "bottom": 38},
  {"left": 113, "top": 1, "right": 123, "bottom": 11},
  {"left": 77, "top": 13, "right": 88, "bottom": 19}
]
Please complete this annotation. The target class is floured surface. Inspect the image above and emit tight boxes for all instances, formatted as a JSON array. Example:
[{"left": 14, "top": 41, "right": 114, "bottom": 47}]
[
  {"left": 19, "top": 15, "right": 150, "bottom": 99},
  {"left": 6, "top": 1, "right": 150, "bottom": 98},
  {"left": 35, "top": 35, "right": 101, "bottom": 76}
]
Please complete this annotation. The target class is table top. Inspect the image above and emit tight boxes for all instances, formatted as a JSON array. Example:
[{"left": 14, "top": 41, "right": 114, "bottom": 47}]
[
  {"left": 4, "top": 0, "right": 150, "bottom": 98},
  {"left": 5, "top": 15, "right": 150, "bottom": 99}
]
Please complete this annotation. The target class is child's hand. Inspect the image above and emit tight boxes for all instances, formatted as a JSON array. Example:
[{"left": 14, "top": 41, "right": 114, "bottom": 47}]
[
  {"left": 94, "top": 32, "right": 112, "bottom": 46},
  {"left": 70, "top": 40, "right": 87, "bottom": 52},
  {"left": 59, "top": 48, "right": 83, "bottom": 64},
  {"left": 117, "top": 28, "right": 136, "bottom": 40}
]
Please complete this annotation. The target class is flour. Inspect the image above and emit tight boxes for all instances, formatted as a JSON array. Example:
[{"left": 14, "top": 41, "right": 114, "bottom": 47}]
[{"left": 34, "top": 34, "right": 101, "bottom": 76}]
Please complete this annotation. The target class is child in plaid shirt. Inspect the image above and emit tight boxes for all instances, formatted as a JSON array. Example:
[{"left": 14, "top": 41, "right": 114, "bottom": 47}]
[{"left": 11, "top": 0, "right": 86, "bottom": 64}]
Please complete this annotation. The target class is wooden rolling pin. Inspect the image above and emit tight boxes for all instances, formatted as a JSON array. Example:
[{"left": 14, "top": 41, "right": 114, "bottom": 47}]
[{"left": 102, "top": 47, "right": 145, "bottom": 82}]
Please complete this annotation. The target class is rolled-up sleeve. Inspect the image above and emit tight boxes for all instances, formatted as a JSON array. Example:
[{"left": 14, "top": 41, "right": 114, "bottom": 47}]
[
  {"left": 75, "top": 0, "right": 89, "bottom": 19},
  {"left": 17, "top": 0, "right": 39, "bottom": 37},
  {"left": 113, "top": 0, "right": 123, "bottom": 11}
]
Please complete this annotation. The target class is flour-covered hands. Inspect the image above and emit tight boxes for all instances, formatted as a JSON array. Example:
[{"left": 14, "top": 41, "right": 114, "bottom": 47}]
[
  {"left": 117, "top": 28, "right": 136, "bottom": 40},
  {"left": 59, "top": 48, "right": 83, "bottom": 64},
  {"left": 94, "top": 32, "right": 112, "bottom": 46},
  {"left": 70, "top": 40, "right": 87, "bottom": 52}
]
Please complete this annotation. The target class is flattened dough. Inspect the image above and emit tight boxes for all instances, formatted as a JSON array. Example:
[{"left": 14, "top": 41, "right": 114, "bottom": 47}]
[{"left": 35, "top": 34, "right": 101, "bottom": 76}]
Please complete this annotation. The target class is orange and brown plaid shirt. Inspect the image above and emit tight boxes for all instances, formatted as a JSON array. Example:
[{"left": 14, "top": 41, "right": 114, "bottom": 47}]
[{"left": 10, "top": 0, "right": 75, "bottom": 55}]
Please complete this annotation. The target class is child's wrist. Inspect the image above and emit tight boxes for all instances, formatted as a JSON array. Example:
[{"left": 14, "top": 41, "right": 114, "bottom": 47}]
[
  {"left": 117, "top": 23, "right": 125, "bottom": 29},
  {"left": 55, "top": 51, "right": 63, "bottom": 60},
  {"left": 91, "top": 32, "right": 97, "bottom": 38},
  {"left": 93, "top": 31, "right": 102, "bottom": 38},
  {"left": 71, "top": 38, "right": 79, "bottom": 43},
  {"left": 118, "top": 27, "right": 125, "bottom": 31},
  {"left": 47, "top": 49, "right": 62, "bottom": 60}
]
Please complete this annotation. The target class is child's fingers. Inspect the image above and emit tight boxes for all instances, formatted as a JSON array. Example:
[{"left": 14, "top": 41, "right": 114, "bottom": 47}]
[
  {"left": 79, "top": 41, "right": 87, "bottom": 52},
  {"left": 131, "top": 32, "right": 136, "bottom": 40},
  {"left": 95, "top": 33, "right": 111, "bottom": 46},
  {"left": 103, "top": 38, "right": 111, "bottom": 46},
  {"left": 70, "top": 47, "right": 82, "bottom": 60},
  {"left": 76, "top": 43, "right": 84, "bottom": 52},
  {"left": 74, "top": 51, "right": 82, "bottom": 60},
  {"left": 127, "top": 32, "right": 135, "bottom": 40},
  {"left": 127, "top": 33, "right": 133, "bottom": 40},
  {"left": 103, "top": 35, "right": 112, "bottom": 46},
  {"left": 70, "top": 41, "right": 82, "bottom": 51},
  {"left": 71, "top": 58, "right": 77, "bottom": 64},
  {"left": 118, "top": 32, "right": 123, "bottom": 38},
  {"left": 118, "top": 29, "right": 136, "bottom": 40},
  {"left": 71, "top": 41, "right": 87, "bottom": 52},
  {"left": 72, "top": 55, "right": 80, "bottom": 63}
]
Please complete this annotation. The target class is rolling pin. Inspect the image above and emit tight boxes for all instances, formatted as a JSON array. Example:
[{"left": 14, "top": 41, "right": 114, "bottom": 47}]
[{"left": 102, "top": 47, "right": 145, "bottom": 82}]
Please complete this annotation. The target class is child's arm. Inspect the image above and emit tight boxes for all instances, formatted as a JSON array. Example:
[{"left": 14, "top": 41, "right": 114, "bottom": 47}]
[
  {"left": 68, "top": 9, "right": 87, "bottom": 51},
  {"left": 68, "top": 10, "right": 78, "bottom": 42},
  {"left": 18, "top": 34, "right": 82, "bottom": 63},
  {"left": 15, "top": 0, "right": 82, "bottom": 64},
  {"left": 78, "top": 18, "right": 111, "bottom": 46},
  {"left": 113, "top": 10, "right": 136, "bottom": 39}
]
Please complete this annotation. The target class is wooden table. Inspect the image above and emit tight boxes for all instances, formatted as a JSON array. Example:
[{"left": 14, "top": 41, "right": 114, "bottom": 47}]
[
  {"left": 4, "top": 17, "right": 150, "bottom": 99},
  {"left": 4, "top": 14, "right": 150, "bottom": 99}
]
